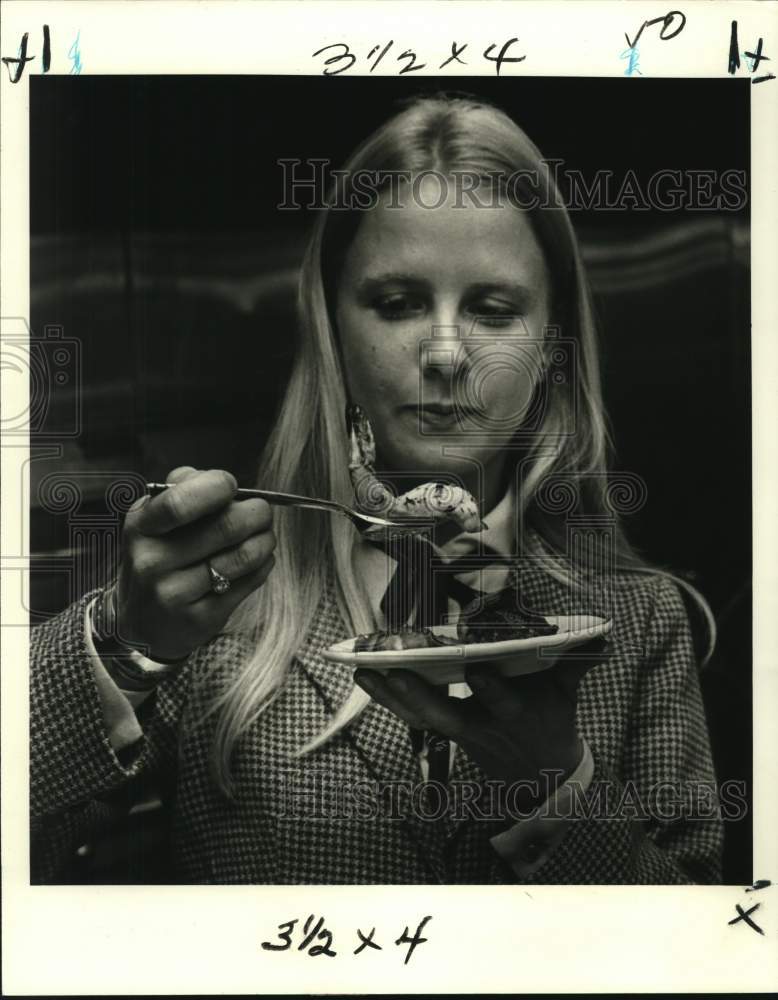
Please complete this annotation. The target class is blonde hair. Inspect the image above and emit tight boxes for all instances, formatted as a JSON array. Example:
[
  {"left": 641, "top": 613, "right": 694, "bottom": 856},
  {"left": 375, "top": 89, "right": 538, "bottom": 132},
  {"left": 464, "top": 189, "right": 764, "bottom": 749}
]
[{"left": 201, "top": 94, "right": 715, "bottom": 796}]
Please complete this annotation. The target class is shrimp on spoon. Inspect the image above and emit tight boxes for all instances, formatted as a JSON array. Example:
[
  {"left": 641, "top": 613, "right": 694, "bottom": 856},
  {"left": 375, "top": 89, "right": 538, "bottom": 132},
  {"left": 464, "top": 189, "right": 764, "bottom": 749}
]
[{"left": 346, "top": 404, "right": 486, "bottom": 537}]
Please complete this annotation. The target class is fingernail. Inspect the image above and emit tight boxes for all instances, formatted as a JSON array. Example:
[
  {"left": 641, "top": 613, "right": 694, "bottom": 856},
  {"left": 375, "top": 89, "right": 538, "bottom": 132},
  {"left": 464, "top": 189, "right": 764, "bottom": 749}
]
[{"left": 129, "top": 495, "right": 149, "bottom": 512}]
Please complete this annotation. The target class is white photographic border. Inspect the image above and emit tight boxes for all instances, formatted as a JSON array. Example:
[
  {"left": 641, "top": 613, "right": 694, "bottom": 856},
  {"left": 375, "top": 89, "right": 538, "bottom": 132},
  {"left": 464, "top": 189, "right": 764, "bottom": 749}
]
[{"left": 2, "top": 1, "right": 776, "bottom": 993}]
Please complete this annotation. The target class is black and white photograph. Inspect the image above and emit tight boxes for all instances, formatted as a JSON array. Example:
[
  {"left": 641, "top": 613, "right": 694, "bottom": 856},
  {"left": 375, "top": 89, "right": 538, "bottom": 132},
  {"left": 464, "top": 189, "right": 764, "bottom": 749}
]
[
  {"left": 2, "top": 1, "right": 777, "bottom": 994},
  {"left": 25, "top": 71, "right": 752, "bottom": 887}
]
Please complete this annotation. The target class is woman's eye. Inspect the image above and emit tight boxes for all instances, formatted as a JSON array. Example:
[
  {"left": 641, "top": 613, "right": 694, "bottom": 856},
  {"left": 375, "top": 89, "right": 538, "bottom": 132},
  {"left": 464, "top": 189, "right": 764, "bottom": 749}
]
[
  {"left": 373, "top": 295, "right": 425, "bottom": 319},
  {"left": 468, "top": 302, "right": 522, "bottom": 328}
]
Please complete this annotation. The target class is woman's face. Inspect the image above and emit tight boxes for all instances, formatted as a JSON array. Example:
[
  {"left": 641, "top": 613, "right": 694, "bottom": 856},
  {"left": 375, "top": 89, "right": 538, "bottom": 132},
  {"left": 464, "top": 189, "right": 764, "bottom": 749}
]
[{"left": 335, "top": 175, "right": 552, "bottom": 510}]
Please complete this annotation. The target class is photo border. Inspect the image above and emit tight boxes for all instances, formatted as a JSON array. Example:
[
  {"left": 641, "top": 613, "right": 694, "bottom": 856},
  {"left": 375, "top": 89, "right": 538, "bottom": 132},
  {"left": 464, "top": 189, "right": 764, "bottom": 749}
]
[{"left": 2, "top": 1, "right": 776, "bottom": 994}]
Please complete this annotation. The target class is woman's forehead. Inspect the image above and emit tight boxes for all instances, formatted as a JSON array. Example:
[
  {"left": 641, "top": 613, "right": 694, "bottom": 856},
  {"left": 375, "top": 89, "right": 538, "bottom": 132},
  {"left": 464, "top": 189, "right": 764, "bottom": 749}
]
[{"left": 342, "top": 191, "right": 549, "bottom": 288}]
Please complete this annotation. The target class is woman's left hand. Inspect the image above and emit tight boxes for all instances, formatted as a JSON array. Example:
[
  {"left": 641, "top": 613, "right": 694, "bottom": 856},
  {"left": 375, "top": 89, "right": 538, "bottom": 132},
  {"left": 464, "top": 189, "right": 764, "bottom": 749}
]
[{"left": 354, "top": 637, "right": 610, "bottom": 804}]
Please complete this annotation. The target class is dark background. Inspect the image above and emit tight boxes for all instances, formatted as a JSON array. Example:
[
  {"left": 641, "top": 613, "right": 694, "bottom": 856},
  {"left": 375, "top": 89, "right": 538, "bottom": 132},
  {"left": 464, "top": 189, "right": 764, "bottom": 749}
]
[{"left": 29, "top": 76, "right": 751, "bottom": 883}]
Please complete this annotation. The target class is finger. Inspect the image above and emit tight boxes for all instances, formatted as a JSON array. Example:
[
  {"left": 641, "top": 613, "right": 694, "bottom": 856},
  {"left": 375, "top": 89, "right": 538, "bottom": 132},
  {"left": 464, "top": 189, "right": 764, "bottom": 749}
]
[
  {"left": 353, "top": 670, "right": 426, "bottom": 729},
  {"left": 354, "top": 668, "right": 468, "bottom": 738},
  {"left": 145, "top": 531, "right": 277, "bottom": 607},
  {"left": 207, "top": 530, "right": 277, "bottom": 587},
  {"left": 189, "top": 555, "right": 277, "bottom": 620},
  {"left": 164, "top": 498, "right": 273, "bottom": 569},
  {"left": 166, "top": 466, "right": 199, "bottom": 484},
  {"left": 125, "top": 466, "right": 202, "bottom": 536},
  {"left": 464, "top": 662, "right": 526, "bottom": 721},
  {"left": 132, "top": 469, "right": 238, "bottom": 537}
]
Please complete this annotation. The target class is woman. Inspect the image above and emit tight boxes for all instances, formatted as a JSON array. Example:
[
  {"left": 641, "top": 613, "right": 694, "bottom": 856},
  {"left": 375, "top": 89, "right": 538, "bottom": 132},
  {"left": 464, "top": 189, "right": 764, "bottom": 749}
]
[{"left": 30, "top": 95, "right": 723, "bottom": 884}]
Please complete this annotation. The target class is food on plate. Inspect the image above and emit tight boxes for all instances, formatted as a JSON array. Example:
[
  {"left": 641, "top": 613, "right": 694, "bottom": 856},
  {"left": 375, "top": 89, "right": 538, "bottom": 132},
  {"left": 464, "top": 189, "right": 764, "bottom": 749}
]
[
  {"left": 456, "top": 588, "right": 559, "bottom": 644},
  {"left": 352, "top": 610, "right": 557, "bottom": 653},
  {"left": 353, "top": 626, "right": 460, "bottom": 653},
  {"left": 347, "top": 404, "right": 485, "bottom": 534},
  {"left": 353, "top": 588, "right": 559, "bottom": 652}
]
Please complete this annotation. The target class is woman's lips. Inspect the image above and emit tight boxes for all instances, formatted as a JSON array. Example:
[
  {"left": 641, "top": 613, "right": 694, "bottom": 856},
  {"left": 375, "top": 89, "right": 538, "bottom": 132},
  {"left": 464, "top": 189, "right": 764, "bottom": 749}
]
[{"left": 406, "top": 404, "right": 481, "bottom": 427}]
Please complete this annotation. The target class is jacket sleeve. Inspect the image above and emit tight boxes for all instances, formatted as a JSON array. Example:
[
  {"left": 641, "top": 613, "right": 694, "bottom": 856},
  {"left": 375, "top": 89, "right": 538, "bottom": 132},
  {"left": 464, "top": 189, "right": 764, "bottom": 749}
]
[
  {"left": 508, "top": 576, "right": 724, "bottom": 885},
  {"left": 29, "top": 587, "right": 195, "bottom": 883}
]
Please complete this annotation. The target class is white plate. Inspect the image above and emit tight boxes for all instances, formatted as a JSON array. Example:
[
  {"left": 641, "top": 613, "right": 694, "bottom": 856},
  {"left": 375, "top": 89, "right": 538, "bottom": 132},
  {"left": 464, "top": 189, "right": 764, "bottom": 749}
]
[{"left": 323, "top": 615, "right": 612, "bottom": 685}]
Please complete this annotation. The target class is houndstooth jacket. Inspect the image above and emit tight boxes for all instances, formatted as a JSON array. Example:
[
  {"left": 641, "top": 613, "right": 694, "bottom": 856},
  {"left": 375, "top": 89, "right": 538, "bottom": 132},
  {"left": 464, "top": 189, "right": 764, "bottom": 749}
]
[{"left": 30, "top": 558, "right": 724, "bottom": 884}]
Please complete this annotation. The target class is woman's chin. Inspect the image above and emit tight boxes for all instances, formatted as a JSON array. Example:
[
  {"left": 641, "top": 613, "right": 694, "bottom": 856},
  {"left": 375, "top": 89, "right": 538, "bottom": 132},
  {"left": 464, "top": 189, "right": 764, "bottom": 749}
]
[{"left": 376, "top": 442, "right": 483, "bottom": 491}]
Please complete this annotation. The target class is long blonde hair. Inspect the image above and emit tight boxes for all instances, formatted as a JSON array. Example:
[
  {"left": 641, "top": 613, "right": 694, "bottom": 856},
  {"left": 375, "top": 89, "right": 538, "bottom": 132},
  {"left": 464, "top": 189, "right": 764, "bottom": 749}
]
[{"left": 203, "top": 94, "right": 715, "bottom": 796}]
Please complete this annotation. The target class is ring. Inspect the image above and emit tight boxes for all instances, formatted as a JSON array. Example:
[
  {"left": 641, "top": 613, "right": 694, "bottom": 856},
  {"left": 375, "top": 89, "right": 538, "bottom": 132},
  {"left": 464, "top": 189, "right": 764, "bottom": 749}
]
[{"left": 207, "top": 562, "right": 231, "bottom": 595}]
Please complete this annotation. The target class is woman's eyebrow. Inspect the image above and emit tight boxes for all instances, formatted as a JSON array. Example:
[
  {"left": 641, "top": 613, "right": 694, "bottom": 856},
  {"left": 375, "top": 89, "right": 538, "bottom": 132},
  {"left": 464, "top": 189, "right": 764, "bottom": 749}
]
[{"left": 356, "top": 272, "right": 428, "bottom": 292}]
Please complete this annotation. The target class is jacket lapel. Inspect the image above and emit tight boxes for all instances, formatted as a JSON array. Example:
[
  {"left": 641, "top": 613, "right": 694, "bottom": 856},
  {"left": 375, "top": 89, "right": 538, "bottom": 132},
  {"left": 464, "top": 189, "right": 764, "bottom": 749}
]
[
  {"left": 292, "top": 574, "right": 352, "bottom": 714},
  {"left": 293, "top": 570, "right": 421, "bottom": 786}
]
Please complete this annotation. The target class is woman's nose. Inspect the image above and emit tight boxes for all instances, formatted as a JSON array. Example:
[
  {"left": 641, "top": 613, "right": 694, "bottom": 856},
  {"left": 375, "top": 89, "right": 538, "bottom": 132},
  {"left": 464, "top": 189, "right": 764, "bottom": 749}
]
[
  {"left": 419, "top": 320, "right": 476, "bottom": 382},
  {"left": 420, "top": 324, "right": 471, "bottom": 399}
]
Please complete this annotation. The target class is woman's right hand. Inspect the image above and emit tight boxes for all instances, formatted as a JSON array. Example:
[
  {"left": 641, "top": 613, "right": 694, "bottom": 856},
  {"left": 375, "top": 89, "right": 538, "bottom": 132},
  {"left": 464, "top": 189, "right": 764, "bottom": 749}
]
[{"left": 107, "top": 466, "right": 277, "bottom": 663}]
